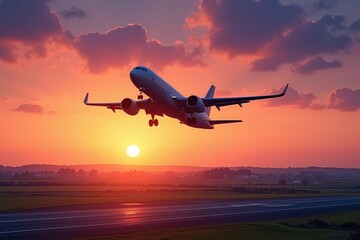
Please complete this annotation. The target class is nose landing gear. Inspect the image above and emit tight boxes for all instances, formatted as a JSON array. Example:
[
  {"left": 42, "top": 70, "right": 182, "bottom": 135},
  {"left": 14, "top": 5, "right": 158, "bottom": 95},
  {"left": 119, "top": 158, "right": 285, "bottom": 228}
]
[{"left": 138, "top": 87, "right": 145, "bottom": 100}]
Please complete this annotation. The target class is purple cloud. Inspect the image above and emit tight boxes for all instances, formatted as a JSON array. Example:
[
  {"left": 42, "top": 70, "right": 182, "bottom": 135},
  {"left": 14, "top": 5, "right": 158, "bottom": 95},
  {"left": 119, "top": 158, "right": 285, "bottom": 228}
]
[
  {"left": 265, "top": 86, "right": 325, "bottom": 109},
  {"left": 292, "top": 56, "right": 342, "bottom": 74},
  {"left": 187, "top": 0, "right": 354, "bottom": 74},
  {"left": 311, "top": 0, "right": 337, "bottom": 12},
  {"left": 74, "top": 24, "right": 205, "bottom": 73},
  {"left": 189, "top": 0, "right": 303, "bottom": 56},
  {"left": 350, "top": 20, "right": 360, "bottom": 32},
  {"left": 60, "top": 6, "right": 87, "bottom": 19},
  {"left": 12, "top": 103, "right": 55, "bottom": 114},
  {"left": 0, "top": 0, "right": 72, "bottom": 63},
  {"left": 328, "top": 87, "right": 360, "bottom": 111},
  {"left": 252, "top": 15, "right": 352, "bottom": 71}
]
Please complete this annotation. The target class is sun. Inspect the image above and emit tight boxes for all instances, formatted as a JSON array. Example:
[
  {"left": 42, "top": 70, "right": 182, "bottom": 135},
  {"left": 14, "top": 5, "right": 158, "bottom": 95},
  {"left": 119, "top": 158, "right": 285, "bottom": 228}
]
[{"left": 126, "top": 145, "right": 140, "bottom": 158}]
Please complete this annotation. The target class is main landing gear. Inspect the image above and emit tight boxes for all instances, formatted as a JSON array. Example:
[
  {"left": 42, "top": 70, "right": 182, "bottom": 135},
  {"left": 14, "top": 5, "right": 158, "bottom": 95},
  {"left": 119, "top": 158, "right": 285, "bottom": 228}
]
[
  {"left": 138, "top": 87, "right": 144, "bottom": 100},
  {"left": 187, "top": 115, "right": 197, "bottom": 125},
  {"left": 149, "top": 114, "right": 159, "bottom": 127}
]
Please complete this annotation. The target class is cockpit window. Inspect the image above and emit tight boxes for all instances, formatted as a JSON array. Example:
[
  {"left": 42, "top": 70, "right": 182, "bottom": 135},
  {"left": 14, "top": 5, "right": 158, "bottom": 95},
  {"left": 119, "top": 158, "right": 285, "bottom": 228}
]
[{"left": 134, "top": 67, "right": 147, "bottom": 72}]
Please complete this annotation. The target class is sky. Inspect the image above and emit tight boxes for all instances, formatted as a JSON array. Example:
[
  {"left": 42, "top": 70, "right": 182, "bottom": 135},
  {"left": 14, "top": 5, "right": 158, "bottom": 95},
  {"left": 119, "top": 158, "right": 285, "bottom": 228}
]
[{"left": 1, "top": 0, "right": 360, "bottom": 168}]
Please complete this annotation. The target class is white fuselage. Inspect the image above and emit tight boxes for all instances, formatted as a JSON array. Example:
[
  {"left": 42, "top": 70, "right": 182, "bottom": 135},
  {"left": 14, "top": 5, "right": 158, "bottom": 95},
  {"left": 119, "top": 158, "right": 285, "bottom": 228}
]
[{"left": 129, "top": 66, "right": 213, "bottom": 129}]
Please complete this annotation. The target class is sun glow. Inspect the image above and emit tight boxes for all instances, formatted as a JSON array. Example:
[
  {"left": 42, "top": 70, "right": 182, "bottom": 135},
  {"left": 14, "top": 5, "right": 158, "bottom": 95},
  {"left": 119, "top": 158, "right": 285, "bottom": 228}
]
[{"left": 126, "top": 145, "right": 140, "bottom": 158}]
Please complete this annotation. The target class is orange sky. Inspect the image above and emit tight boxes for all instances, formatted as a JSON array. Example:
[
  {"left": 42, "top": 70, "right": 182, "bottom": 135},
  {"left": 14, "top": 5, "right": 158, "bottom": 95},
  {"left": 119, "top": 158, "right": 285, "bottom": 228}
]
[{"left": 1, "top": 0, "right": 360, "bottom": 168}]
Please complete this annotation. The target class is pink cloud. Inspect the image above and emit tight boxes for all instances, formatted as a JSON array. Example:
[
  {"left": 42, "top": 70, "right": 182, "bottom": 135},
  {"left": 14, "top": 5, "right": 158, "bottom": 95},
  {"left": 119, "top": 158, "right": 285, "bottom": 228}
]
[
  {"left": 265, "top": 86, "right": 325, "bottom": 109},
  {"left": 74, "top": 24, "right": 205, "bottom": 73},
  {"left": 215, "top": 90, "right": 233, "bottom": 97},
  {"left": 11, "top": 103, "right": 55, "bottom": 114},
  {"left": 328, "top": 87, "right": 360, "bottom": 111}
]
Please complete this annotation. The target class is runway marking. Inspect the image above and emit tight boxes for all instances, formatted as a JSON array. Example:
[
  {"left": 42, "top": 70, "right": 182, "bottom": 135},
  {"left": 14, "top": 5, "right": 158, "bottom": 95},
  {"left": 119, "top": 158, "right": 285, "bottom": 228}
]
[
  {"left": 262, "top": 204, "right": 294, "bottom": 207},
  {"left": 0, "top": 203, "right": 263, "bottom": 223},
  {"left": 1, "top": 200, "right": 360, "bottom": 235}
]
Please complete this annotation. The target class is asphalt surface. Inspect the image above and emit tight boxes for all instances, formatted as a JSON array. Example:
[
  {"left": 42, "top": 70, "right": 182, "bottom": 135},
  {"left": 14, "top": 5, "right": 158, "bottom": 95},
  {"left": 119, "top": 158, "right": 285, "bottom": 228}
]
[{"left": 1, "top": 196, "right": 360, "bottom": 239}]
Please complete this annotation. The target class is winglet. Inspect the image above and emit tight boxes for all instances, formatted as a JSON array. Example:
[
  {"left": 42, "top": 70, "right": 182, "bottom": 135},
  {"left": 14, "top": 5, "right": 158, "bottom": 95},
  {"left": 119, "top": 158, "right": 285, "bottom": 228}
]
[
  {"left": 83, "top": 93, "right": 89, "bottom": 105},
  {"left": 281, "top": 84, "right": 289, "bottom": 96}
]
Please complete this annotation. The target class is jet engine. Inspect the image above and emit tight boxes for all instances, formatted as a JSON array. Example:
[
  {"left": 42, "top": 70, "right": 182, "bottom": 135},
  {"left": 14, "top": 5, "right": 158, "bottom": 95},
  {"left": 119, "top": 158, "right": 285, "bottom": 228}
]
[
  {"left": 186, "top": 95, "right": 206, "bottom": 113},
  {"left": 121, "top": 98, "right": 139, "bottom": 115}
]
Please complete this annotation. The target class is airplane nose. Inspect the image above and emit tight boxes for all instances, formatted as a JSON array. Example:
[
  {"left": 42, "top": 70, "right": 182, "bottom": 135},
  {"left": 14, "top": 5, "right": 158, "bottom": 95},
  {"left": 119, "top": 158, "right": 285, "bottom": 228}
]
[{"left": 129, "top": 69, "right": 136, "bottom": 80}]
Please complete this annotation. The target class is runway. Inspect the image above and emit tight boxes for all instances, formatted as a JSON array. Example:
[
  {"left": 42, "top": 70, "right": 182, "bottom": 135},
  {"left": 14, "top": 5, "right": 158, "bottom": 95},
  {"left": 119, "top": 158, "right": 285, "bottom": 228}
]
[{"left": 1, "top": 196, "right": 360, "bottom": 239}]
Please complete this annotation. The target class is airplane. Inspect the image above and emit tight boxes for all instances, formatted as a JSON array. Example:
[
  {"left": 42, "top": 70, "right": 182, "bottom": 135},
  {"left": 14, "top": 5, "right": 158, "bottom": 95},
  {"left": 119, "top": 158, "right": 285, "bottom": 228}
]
[{"left": 84, "top": 66, "right": 288, "bottom": 129}]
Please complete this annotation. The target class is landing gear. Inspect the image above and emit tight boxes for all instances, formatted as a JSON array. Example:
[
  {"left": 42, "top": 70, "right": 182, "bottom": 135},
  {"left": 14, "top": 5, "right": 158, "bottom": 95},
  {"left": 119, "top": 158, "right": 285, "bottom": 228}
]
[
  {"left": 148, "top": 114, "right": 158, "bottom": 127},
  {"left": 187, "top": 116, "right": 197, "bottom": 125},
  {"left": 137, "top": 87, "right": 144, "bottom": 100},
  {"left": 149, "top": 119, "right": 159, "bottom": 127}
]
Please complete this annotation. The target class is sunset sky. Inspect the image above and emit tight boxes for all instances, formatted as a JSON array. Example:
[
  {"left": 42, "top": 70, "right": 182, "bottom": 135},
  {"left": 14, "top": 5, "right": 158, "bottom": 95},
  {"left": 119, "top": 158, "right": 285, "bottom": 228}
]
[{"left": 1, "top": 0, "right": 360, "bottom": 168}]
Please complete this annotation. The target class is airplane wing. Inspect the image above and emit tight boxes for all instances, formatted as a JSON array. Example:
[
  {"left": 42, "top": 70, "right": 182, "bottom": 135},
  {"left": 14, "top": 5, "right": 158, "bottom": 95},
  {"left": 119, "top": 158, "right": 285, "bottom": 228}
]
[
  {"left": 203, "top": 84, "right": 288, "bottom": 110},
  {"left": 83, "top": 93, "right": 122, "bottom": 112},
  {"left": 83, "top": 93, "right": 163, "bottom": 116}
]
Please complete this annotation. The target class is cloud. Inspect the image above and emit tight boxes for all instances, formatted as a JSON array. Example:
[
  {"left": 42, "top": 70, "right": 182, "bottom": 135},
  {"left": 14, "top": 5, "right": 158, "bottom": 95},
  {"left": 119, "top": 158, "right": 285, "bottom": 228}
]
[
  {"left": 187, "top": 0, "right": 304, "bottom": 56},
  {"left": 215, "top": 90, "right": 233, "bottom": 97},
  {"left": 311, "top": 0, "right": 337, "bottom": 12},
  {"left": 292, "top": 56, "right": 342, "bottom": 74},
  {"left": 0, "top": 0, "right": 72, "bottom": 63},
  {"left": 74, "top": 24, "right": 205, "bottom": 73},
  {"left": 187, "top": 0, "right": 354, "bottom": 74},
  {"left": 60, "top": 6, "right": 87, "bottom": 19},
  {"left": 328, "top": 87, "right": 360, "bottom": 111},
  {"left": 265, "top": 86, "right": 325, "bottom": 109},
  {"left": 0, "top": 42, "right": 17, "bottom": 63},
  {"left": 350, "top": 20, "right": 360, "bottom": 33},
  {"left": 11, "top": 103, "right": 55, "bottom": 114},
  {"left": 252, "top": 15, "right": 353, "bottom": 71},
  {"left": 0, "top": 1, "right": 205, "bottom": 74}
]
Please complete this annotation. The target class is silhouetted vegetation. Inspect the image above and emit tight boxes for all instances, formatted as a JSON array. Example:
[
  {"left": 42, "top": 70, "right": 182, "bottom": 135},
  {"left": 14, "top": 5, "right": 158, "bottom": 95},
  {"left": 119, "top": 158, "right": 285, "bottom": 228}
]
[
  {"left": 281, "top": 218, "right": 360, "bottom": 232},
  {"left": 231, "top": 186, "right": 318, "bottom": 194},
  {"left": 203, "top": 168, "right": 251, "bottom": 179},
  {"left": 307, "top": 218, "right": 329, "bottom": 228}
]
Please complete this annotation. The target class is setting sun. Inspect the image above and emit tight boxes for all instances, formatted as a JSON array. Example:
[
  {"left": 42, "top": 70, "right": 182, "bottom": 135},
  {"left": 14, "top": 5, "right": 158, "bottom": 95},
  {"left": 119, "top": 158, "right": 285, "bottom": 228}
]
[{"left": 126, "top": 145, "right": 140, "bottom": 158}]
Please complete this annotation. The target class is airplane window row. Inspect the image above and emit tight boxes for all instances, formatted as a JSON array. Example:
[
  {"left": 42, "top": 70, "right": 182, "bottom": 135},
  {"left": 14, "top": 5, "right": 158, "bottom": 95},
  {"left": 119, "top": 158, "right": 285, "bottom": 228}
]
[{"left": 135, "top": 67, "right": 148, "bottom": 72}]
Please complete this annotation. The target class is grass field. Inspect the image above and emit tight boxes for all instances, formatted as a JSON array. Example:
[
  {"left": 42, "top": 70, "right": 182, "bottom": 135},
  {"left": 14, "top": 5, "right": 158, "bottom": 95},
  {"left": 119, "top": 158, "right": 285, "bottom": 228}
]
[
  {"left": 74, "top": 209, "right": 360, "bottom": 240},
  {"left": 1, "top": 184, "right": 360, "bottom": 212}
]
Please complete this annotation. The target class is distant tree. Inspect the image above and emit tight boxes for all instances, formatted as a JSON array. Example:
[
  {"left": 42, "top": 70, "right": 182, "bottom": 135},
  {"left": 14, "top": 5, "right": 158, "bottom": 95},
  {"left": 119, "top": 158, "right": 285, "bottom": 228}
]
[
  {"left": 77, "top": 169, "right": 86, "bottom": 177},
  {"left": 56, "top": 168, "right": 76, "bottom": 177},
  {"left": 237, "top": 169, "right": 251, "bottom": 176},
  {"left": 89, "top": 169, "right": 98, "bottom": 177},
  {"left": 203, "top": 167, "right": 250, "bottom": 179},
  {"left": 307, "top": 219, "right": 329, "bottom": 228}
]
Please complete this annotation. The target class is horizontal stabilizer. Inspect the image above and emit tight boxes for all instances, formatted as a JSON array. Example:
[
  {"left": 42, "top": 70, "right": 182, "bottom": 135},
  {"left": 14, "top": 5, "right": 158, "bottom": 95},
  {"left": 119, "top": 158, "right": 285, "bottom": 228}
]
[{"left": 209, "top": 120, "right": 243, "bottom": 125}]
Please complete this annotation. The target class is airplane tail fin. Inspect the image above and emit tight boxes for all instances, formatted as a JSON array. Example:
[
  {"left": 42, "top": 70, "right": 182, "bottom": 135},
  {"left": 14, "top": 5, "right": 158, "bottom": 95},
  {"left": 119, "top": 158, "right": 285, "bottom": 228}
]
[{"left": 204, "top": 85, "right": 215, "bottom": 116}]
